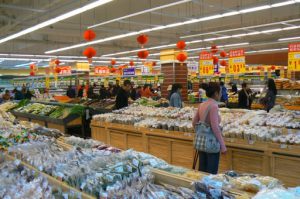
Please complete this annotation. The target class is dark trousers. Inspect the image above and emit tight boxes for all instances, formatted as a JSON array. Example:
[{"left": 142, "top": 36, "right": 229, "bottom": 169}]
[{"left": 198, "top": 151, "right": 220, "bottom": 174}]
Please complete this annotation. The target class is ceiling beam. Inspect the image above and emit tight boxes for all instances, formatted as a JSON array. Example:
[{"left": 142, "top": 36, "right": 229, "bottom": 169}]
[{"left": 0, "top": 3, "right": 46, "bottom": 13}]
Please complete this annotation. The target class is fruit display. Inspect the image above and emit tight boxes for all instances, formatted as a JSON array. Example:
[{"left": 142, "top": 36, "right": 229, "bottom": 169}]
[{"left": 275, "top": 79, "right": 300, "bottom": 90}]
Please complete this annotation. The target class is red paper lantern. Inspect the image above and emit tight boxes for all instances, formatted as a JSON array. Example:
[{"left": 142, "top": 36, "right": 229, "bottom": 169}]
[
  {"left": 111, "top": 59, "right": 116, "bottom": 66},
  {"left": 55, "top": 67, "right": 61, "bottom": 74},
  {"left": 137, "top": 50, "right": 149, "bottom": 59},
  {"left": 30, "top": 64, "right": 35, "bottom": 70},
  {"left": 129, "top": 61, "right": 134, "bottom": 67},
  {"left": 176, "top": 52, "right": 187, "bottom": 63},
  {"left": 220, "top": 51, "right": 227, "bottom": 58},
  {"left": 152, "top": 61, "right": 156, "bottom": 67},
  {"left": 29, "top": 71, "right": 35, "bottom": 76},
  {"left": 213, "top": 56, "right": 219, "bottom": 65},
  {"left": 55, "top": 59, "right": 60, "bottom": 66},
  {"left": 137, "top": 34, "right": 148, "bottom": 47},
  {"left": 220, "top": 60, "right": 227, "bottom": 66},
  {"left": 271, "top": 65, "right": 276, "bottom": 70},
  {"left": 83, "top": 29, "right": 96, "bottom": 41},
  {"left": 110, "top": 67, "right": 116, "bottom": 73},
  {"left": 83, "top": 47, "right": 96, "bottom": 58},
  {"left": 176, "top": 40, "right": 186, "bottom": 50},
  {"left": 211, "top": 45, "right": 218, "bottom": 54}
]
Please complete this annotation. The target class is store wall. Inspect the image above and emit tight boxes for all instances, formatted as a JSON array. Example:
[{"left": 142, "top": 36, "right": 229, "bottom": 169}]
[{"left": 246, "top": 52, "right": 287, "bottom": 66}]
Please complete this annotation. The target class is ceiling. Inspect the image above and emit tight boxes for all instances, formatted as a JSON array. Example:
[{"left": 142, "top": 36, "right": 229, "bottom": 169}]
[{"left": 0, "top": 0, "right": 299, "bottom": 69}]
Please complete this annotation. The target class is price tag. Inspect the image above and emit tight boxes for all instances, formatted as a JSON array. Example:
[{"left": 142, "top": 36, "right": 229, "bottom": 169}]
[{"left": 280, "top": 144, "right": 287, "bottom": 149}]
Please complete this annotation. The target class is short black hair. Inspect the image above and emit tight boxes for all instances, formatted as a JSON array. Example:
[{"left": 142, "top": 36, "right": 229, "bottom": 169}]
[
  {"left": 220, "top": 81, "right": 224, "bottom": 86},
  {"left": 123, "top": 80, "right": 131, "bottom": 86},
  {"left": 242, "top": 82, "right": 247, "bottom": 88},
  {"left": 204, "top": 82, "right": 220, "bottom": 98}
]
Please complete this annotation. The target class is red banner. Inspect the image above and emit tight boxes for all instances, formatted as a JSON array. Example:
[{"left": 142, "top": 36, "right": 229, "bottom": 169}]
[
  {"left": 58, "top": 66, "right": 71, "bottom": 75},
  {"left": 229, "top": 49, "right": 245, "bottom": 58},
  {"left": 95, "top": 66, "right": 109, "bottom": 76},
  {"left": 288, "top": 43, "right": 300, "bottom": 52},
  {"left": 199, "top": 51, "right": 213, "bottom": 60}
]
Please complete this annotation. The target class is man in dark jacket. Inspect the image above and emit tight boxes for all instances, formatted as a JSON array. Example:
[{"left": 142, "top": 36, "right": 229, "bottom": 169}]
[{"left": 115, "top": 80, "right": 131, "bottom": 110}]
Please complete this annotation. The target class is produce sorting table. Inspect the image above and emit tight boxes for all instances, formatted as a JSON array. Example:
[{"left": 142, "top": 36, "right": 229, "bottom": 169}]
[{"left": 91, "top": 120, "right": 300, "bottom": 187}]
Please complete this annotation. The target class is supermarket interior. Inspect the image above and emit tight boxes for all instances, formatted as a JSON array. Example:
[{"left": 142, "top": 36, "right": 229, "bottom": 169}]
[{"left": 0, "top": 0, "right": 300, "bottom": 198}]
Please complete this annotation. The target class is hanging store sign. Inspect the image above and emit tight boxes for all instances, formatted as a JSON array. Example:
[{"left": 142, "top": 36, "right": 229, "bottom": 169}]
[
  {"left": 58, "top": 66, "right": 72, "bottom": 75},
  {"left": 228, "top": 49, "right": 246, "bottom": 74},
  {"left": 94, "top": 66, "right": 109, "bottom": 76},
  {"left": 199, "top": 51, "right": 214, "bottom": 76},
  {"left": 123, "top": 68, "right": 135, "bottom": 76},
  {"left": 288, "top": 43, "right": 300, "bottom": 71}
]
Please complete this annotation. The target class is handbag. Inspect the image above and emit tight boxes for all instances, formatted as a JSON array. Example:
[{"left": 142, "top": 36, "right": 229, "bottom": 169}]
[{"left": 193, "top": 104, "right": 220, "bottom": 153}]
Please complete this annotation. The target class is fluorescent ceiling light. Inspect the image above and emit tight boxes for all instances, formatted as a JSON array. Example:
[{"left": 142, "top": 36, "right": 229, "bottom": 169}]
[
  {"left": 261, "top": 28, "right": 282, "bottom": 33},
  {"left": 245, "top": 48, "right": 288, "bottom": 54},
  {"left": 181, "top": 18, "right": 300, "bottom": 39},
  {"left": 15, "top": 62, "right": 36, "bottom": 67},
  {"left": 240, "top": 5, "right": 271, "bottom": 13},
  {"left": 45, "top": 0, "right": 297, "bottom": 54},
  {"left": 271, "top": 0, "right": 295, "bottom": 7},
  {"left": 278, "top": 36, "right": 300, "bottom": 41},
  {"left": 88, "top": 0, "right": 191, "bottom": 28},
  {"left": 0, "top": 0, "right": 113, "bottom": 45}
]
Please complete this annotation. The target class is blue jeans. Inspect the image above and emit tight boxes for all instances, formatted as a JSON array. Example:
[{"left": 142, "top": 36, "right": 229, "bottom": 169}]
[{"left": 198, "top": 151, "right": 220, "bottom": 174}]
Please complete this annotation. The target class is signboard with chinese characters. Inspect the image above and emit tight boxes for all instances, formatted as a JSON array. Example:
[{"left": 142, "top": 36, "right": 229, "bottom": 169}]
[
  {"left": 94, "top": 66, "right": 109, "bottom": 76},
  {"left": 199, "top": 51, "right": 214, "bottom": 76},
  {"left": 123, "top": 68, "right": 135, "bottom": 76},
  {"left": 228, "top": 49, "right": 246, "bottom": 74},
  {"left": 288, "top": 43, "right": 300, "bottom": 71},
  {"left": 58, "top": 66, "right": 72, "bottom": 75}
]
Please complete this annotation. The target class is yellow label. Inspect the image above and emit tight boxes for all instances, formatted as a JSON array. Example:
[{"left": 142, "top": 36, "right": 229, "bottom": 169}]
[
  {"left": 45, "top": 77, "right": 50, "bottom": 89},
  {"left": 228, "top": 56, "right": 245, "bottom": 74},
  {"left": 288, "top": 52, "right": 300, "bottom": 71},
  {"left": 76, "top": 62, "right": 90, "bottom": 71},
  {"left": 199, "top": 60, "right": 214, "bottom": 76}
]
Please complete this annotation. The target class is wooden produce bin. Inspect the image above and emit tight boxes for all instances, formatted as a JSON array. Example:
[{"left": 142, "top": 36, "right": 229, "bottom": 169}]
[
  {"left": 91, "top": 120, "right": 300, "bottom": 187},
  {"left": 11, "top": 110, "right": 82, "bottom": 134}
]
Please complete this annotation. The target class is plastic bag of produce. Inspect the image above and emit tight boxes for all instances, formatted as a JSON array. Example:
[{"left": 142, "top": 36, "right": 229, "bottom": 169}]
[{"left": 253, "top": 187, "right": 300, "bottom": 199}]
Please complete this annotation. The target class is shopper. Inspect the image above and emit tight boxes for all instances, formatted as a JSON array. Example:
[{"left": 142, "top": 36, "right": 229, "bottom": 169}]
[
  {"left": 198, "top": 83, "right": 207, "bottom": 103},
  {"left": 99, "top": 85, "right": 107, "bottom": 99},
  {"left": 230, "top": 82, "right": 238, "bottom": 94},
  {"left": 24, "top": 89, "right": 34, "bottom": 100},
  {"left": 115, "top": 80, "right": 131, "bottom": 110},
  {"left": 192, "top": 82, "right": 227, "bottom": 174},
  {"left": 77, "top": 85, "right": 84, "bottom": 98},
  {"left": 136, "top": 86, "right": 142, "bottom": 99},
  {"left": 13, "top": 88, "right": 24, "bottom": 100},
  {"left": 66, "top": 85, "right": 76, "bottom": 98},
  {"left": 141, "top": 84, "right": 154, "bottom": 98},
  {"left": 112, "top": 80, "right": 120, "bottom": 96},
  {"left": 260, "top": 78, "right": 277, "bottom": 112},
  {"left": 87, "top": 84, "right": 95, "bottom": 99},
  {"left": 167, "top": 85, "right": 172, "bottom": 100},
  {"left": 169, "top": 83, "right": 183, "bottom": 108},
  {"left": 238, "top": 82, "right": 252, "bottom": 109},
  {"left": 220, "top": 82, "right": 228, "bottom": 106},
  {"left": 2, "top": 90, "right": 11, "bottom": 101},
  {"left": 130, "top": 84, "right": 137, "bottom": 101}
]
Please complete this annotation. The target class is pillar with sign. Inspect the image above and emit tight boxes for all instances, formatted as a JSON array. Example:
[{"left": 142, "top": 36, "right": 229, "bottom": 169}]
[{"left": 160, "top": 49, "right": 188, "bottom": 101}]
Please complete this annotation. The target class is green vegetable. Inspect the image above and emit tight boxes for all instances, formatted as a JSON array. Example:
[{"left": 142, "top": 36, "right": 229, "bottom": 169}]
[
  {"left": 69, "top": 105, "right": 85, "bottom": 116},
  {"left": 16, "top": 99, "right": 30, "bottom": 108}
]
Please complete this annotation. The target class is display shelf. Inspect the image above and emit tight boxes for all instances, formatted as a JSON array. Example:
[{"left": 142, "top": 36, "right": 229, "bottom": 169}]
[{"left": 91, "top": 120, "right": 300, "bottom": 186}]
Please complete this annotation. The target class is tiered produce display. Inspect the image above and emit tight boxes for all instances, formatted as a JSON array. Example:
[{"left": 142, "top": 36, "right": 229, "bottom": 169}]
[
  {"left": 0, "top": 104, "right": 299, "bottom": 198},
  {"left": 91, "top": 104, "right": 300, "bottom": 187}
]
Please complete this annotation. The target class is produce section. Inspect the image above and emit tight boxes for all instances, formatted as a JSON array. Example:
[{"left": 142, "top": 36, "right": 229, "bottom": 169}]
[{"left": 91, "top": 104, "right": 300, "bottom": 186}]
